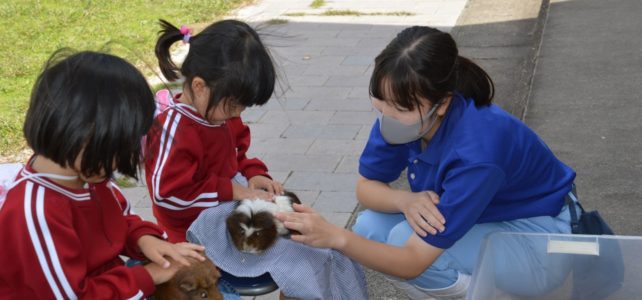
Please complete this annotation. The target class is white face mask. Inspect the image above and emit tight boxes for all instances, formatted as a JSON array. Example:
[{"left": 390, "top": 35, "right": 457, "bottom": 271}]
[{"left": 376, "top": 104, "right": 440, "bottom": 144}]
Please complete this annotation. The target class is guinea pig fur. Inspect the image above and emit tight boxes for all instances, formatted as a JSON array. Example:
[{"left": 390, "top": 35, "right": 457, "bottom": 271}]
[
  {"left": 226, "top": 191, "right": 301, "bottom": 254},
  {"left": 154, "top": 256, "right": 223, "bottom": 300}
]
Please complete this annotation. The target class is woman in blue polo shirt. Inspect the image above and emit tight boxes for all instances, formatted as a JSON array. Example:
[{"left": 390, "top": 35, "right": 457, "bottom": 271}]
[{"left": 278, "top": 26, "right": 577, "bottom": 299}]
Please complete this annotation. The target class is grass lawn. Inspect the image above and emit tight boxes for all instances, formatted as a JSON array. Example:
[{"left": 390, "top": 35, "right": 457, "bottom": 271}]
[{"left": 0, "top": 0, "right": 248, "bottom": 157}]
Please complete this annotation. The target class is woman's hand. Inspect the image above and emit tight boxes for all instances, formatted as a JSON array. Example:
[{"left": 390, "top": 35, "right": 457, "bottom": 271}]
[
  {"left": 248, "top": 175, "right": 284, "bottom": 195},
  {"left": 276, "top": 204, "right": 348, "bottom": 250},
  {"left": 396, "top": 190, "right": 446, "bottom": 237},
  {"left": 232, "top": 182, "right": 273, "bottom": 200},
  {"left": 137, "top": 235, "right": 205, "bottom": 268}
]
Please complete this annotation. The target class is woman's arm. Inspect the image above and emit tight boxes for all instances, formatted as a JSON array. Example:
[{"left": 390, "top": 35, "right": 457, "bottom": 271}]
[
  {"left": 279, "top": 204, "right": 443, "bottom": 279},
  {"left": 338, "top": 227, "right": 443, "bottom": 278},
  {"left": 357, "top": 176, "right": 445, "bottom": 236},
  {"left": 356, "top": 175, "right": 405, "bottom": 212}
]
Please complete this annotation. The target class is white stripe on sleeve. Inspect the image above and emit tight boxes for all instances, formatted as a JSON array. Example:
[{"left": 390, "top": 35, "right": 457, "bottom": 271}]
[
  {"left": 24, "top": 182, "right": 64, "bottom": 300},
  {"left": 127, "top": 290, "right": 143, "bottom": 300},
  {"left": 35, "top": 186, "right": 77, "bottom": 300},
  {"left": 151, "top": 111, "right": 220, "bottom": 210}
]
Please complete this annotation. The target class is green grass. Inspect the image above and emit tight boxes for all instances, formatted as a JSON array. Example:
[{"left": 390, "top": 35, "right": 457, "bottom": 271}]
[
  {"left": 284, "top": 10, "right": 415, "bottom": 17},
  {"left": 364, "top": 11, "right": 415, "bottom": 16},
  {"left": 265, "top": 18, "right": 289, "bottom": 25},
  {"left": 320, "top": 9, "right": 363, "bottom": 16},
  {"left": 0, "top": 0, "right": 248, "bottom": 156},
  {"left": 114, "top": 176, "right": 137, "bottom": 188},
  {"left": 283, "top": 12, "right": 306, "bottom": 17},
  {"left": 309, "top": 0, "right": 325, "bottom": 9}
]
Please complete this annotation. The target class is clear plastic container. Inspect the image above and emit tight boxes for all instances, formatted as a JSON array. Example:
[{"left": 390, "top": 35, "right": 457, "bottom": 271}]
[{"left": 468, "top": 232, "right": 642, "bottom": 299}]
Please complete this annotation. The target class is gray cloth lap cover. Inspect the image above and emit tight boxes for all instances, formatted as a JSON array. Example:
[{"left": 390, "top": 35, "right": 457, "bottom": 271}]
[{"left": 187, "top": 202, "right": 368, "bottom": 300}]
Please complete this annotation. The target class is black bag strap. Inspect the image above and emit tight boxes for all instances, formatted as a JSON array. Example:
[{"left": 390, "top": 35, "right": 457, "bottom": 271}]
[{"left": 565, "top": 184, "right": 585, "bottom": 234}]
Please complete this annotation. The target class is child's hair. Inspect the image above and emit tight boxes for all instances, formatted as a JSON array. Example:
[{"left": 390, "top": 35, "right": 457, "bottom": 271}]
[
  {"left": 155, "top": 19, "right": 276, "bottom": 114},
  {"left": 370, "top": 26, "right": 494, "bottom": 110},
  {"left": 23, "top": 50, "right": 155, "bottom": 179}
]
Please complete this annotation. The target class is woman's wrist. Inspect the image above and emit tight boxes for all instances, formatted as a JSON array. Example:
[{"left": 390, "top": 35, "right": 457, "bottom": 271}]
[
  {"left": 331, "top": 227, "right": 351, "bottom": 251},
  {"left": 393, "top": 190, "right": 409, "bottom": 213}
]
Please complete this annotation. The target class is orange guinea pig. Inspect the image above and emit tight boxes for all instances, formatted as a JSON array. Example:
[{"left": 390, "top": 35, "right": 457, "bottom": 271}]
[{"left": 154, "top": 257, "right": 224, "bottom": 300}]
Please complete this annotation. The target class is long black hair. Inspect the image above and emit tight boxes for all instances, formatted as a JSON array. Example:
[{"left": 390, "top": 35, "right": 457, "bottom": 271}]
[
  {"left": 155, "top": 19, "right": 276, "bottom": 113},
  {"left": 370, "top": 26, "right": 494, "bottom": 111},
  {"left": 24, "top": 50, "right": 155, "bottom": 179}
]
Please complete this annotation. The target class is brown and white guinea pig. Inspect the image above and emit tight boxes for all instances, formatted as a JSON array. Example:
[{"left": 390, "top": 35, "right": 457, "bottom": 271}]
[
  {"left": 154, "top": 256, "right": 223, "bottom": 300},
  {"left": 226, "top": 191, "right": 301, "bottom": 254}
]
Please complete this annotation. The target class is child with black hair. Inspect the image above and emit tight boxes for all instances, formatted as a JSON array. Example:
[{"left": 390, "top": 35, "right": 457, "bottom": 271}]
[
  {"left": 0, "top": 50, "right": 206, "bottom": 299},
  {"left": 147, "top": 20, "right": 368, "bottom": 300},
  {"left": 145, "top": 19, "right": 284, "bottom": 243}
]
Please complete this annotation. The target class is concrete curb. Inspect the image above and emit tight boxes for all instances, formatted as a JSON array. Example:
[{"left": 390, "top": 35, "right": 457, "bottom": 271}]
[{"left": 452, "top": 0, "right": 548, "bottom": 118}]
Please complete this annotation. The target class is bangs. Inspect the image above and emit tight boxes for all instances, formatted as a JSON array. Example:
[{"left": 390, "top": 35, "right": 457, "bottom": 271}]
[
  {"left": 369, "top": 26, "right": 458, "bottom": 112},
  {"left": 369, "top": 55, "right": 441, "bottom": 112}
]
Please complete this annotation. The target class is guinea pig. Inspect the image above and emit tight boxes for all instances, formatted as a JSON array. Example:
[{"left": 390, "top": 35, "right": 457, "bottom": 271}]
[
  {"left": 154, "top": 256, "right": 223, "bottom": 300},
  {"left": 226, "top": 191, "right": 301, "bottom": 254}
]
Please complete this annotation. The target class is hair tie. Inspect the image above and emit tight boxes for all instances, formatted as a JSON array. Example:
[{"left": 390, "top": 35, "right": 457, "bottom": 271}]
[{"left": 180, "top": 25, "right": 192, "bottom": 44}]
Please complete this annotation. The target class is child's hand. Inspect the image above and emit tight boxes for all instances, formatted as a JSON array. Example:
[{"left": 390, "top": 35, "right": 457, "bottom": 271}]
[
  {"left": 249, "top": 175, "right": 284, "bottom": 195},
  {"left": 143, "top": 258, "right": 182, "bottom": 285},
  {"left": 137, "top": 235, "right": 205, "bottom": 268},
  {"left": 232, "top": 182, "right": 273, "bottom": 200}
]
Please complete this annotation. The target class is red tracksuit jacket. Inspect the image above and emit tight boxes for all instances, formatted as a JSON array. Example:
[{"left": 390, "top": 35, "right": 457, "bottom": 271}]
[
  {"left": 0, "top": 163, "right": 167, "bottom": 299},
  {"left": 145, "top": 97, "right": 269, "bottom": 242}
]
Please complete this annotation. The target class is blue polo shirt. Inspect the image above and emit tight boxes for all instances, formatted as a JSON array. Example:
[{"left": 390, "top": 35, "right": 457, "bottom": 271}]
[{"left": 359, "top": 94, "right": 576, "bottom": 249}]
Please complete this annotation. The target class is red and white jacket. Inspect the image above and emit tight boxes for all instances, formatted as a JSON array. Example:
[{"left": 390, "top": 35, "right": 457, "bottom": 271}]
[
  {"left": 0, "top": 163, "right": 167, "bottom": 300},
  {"left": 145, "top": 94, "right": 270, "bottom": 242}
]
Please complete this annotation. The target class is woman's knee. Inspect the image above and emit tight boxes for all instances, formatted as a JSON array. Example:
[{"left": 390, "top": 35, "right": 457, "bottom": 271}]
[
  {"left": 387, "top": 223, "right": 467, "bottom": 290},
  {"left": 405, "top": 250, "right": 462, "bottom": 289},
  {"left": 386, "top": 221, "right": 414, "bottom": 247},
  {"left": 351, "top": 210, "right": 404, "bottom": 243}
]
